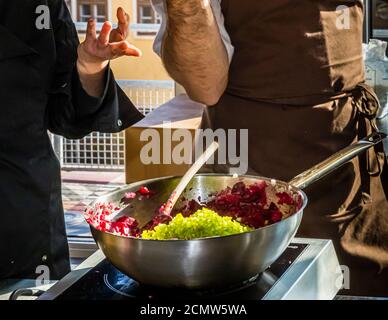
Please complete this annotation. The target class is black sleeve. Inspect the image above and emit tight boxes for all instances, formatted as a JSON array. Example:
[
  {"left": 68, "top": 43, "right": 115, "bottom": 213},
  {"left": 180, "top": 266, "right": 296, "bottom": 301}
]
[{"left": 46, "top": 0, "right": 144, "bottom": 139}]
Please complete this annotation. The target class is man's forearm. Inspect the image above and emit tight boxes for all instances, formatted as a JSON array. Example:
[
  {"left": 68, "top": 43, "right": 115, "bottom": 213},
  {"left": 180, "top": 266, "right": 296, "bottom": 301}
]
[{"left": 162, "top": 0, "right": 229, "bottom": 105}]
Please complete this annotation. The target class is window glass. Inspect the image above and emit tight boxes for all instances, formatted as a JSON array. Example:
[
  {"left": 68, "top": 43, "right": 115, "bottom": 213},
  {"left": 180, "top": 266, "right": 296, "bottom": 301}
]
[
  {"left": 372, "top": 0, "right": 388, "bottom": 38},
  {"left": 78, "top": 0, "right": 107, "bottom": 22}
]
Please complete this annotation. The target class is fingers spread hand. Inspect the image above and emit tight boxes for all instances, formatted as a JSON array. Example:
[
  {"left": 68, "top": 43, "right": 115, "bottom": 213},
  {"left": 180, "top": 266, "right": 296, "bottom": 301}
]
[
  {"left": 110, "top": 41, "right": 142, "bottom": 58},
  {"left": 98, "top": 21, "right": 113, "bottom": 47},
  {"left": 122, "top": 43, "right": 142, "bottom": 57},
  {"left": 117, "top": 7, "right": 130, "bottom": 39},
  {"left": 85, "top": 19, "right": 97, "bottom": 44},
  {"left": 79, "top": 15, "right": 141, "bottom": 63}
]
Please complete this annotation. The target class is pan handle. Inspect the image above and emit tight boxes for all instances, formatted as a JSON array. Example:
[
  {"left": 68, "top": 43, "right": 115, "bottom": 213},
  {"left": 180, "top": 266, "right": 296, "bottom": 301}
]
[{"left": 289, "top": 132, "right": 387, "bottom": 190}]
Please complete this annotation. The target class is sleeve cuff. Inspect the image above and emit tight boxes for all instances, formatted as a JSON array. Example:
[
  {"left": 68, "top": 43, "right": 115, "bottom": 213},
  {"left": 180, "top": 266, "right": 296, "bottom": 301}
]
[
  {"left": 72, "top": 65, "right": 111, "bottom": 117},
  {"left": 71, "top": 64, "right": 144, "bottom": 133}
]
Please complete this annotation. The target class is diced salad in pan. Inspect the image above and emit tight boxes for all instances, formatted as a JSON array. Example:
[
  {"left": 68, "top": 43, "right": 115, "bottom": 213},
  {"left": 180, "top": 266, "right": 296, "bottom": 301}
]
[{"left": 84, "top": 181, "right": 302, "bottom": 240}]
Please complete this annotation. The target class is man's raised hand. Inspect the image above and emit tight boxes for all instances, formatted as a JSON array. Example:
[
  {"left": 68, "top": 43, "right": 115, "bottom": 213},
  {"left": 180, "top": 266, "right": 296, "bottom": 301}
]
[{"left": 77, "top": 7, "right": 142, "bottom": 74}]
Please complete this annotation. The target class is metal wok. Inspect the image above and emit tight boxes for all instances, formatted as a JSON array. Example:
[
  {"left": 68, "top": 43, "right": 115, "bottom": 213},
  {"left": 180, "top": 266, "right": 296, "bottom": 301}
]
[{"left": 89, "top": 132, "right": 386, "bottom": 289}]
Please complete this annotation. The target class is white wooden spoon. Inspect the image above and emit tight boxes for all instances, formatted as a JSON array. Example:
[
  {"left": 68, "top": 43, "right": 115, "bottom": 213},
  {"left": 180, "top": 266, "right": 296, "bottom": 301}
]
[
  {"left": 108, "top": 141, "right": 219, "bottom": 223},
  {"left": 159, "top": 141, "right": 219, "bottom": 216}
]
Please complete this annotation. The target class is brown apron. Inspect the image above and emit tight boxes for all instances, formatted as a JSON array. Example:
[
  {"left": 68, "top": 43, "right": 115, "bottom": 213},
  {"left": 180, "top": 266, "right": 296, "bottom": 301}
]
[{"left": 202, "top": 0, "right": 388, "bottom": 296}]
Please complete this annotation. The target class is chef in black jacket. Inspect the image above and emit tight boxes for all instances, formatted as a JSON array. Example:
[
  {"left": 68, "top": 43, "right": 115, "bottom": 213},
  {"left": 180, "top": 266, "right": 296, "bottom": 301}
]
[{"left": 0, "top": 1, "right": 144, "bottom": 280}]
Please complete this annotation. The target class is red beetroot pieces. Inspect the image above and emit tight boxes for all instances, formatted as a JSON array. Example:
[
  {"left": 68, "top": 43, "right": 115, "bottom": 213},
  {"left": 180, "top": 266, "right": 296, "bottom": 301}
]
[
  {"left": 84, "top": 202, "right": 141, "bottom": 237},
  {"left": 85, "top": 182, "right": 302, "bottom": 238},
  {"left": 184, "top": 181, "right": 298, "bottom": 229},
  {"left": 112, "top": 216, "right": 141, "bottom": 237},
  {"left": 143, "top": 213, "right": 173, "bottom": 231},
  {"left": 124, "top": 192, "right": 136, "bottom": 199},
  {"left": 177, "top": 199, "right": 203, "bottom": 217},
  {"left": 138, "top": 186, "right": 151, "bottom": 196},
  {"left": 121, "top": 186, "right": 155, "bottom": 205},
  {"left": 276, "top": 192, "right": 295, "bottom": 205}
]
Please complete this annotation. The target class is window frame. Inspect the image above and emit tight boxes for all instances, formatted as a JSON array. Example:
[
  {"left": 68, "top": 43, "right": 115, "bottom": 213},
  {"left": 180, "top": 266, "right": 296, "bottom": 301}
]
[
  {"left": 134, "top": 0, "right": 161, "bottom": 38},
  {"left": 76, "top": 0, "right": 109, "bottom": 23}
]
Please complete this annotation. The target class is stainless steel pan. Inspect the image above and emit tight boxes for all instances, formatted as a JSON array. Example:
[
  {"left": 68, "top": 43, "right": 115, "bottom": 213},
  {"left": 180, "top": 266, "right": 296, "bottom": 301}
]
[{"left": 89, "top": 132, "right": 386, "bottom": 289}]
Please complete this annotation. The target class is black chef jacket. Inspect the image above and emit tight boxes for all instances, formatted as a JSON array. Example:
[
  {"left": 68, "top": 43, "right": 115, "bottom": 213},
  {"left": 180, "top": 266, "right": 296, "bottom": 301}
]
[{"left": 0, "top": 0, "right": 144, "bottom": 280}]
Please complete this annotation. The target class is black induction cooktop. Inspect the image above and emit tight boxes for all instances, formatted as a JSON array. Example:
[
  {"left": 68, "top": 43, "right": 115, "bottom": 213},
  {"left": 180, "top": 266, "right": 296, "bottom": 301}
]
[{"left": 55, "top": 243, "right": 308, "bottom": 300}]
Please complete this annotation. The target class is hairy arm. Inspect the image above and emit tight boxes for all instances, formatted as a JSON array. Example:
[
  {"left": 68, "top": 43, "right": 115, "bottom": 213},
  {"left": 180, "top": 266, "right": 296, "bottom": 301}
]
[{"left": 162, "top": 0, "right": 229, "bottom": 105}]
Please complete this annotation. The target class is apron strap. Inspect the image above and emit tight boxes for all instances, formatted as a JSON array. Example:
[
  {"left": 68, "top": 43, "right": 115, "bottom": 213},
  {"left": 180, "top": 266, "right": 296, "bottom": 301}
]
[
  {"left": 351, "top": 83, "right": 380, "bottom": 132},
  {"left": 350, "top": 83, "right": 388, "bottom": 197}
]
